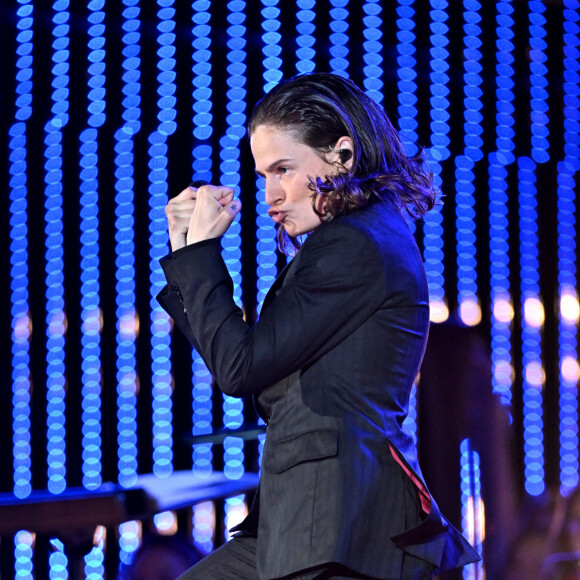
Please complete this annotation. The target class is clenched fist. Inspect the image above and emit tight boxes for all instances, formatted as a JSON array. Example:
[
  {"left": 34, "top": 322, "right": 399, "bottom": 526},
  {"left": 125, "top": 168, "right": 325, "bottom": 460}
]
[{"left": 165, "top": 184, "right": 241, "bottom": 251}]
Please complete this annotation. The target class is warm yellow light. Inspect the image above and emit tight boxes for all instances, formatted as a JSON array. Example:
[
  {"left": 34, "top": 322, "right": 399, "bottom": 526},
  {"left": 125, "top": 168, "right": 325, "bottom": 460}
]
[
  {"left": 118, "top": 309, "right": 140, "bottom": 339},
  {"left": 464, "top": 496, "right": 486, "bottom": 545},
  {"left": 525, "top": 361, "right": 545, "bottom": 387},
  {"left": 561, "top": 291, "right": 580, "bottom": 323},
  {"left": 493, "top": 298, "right": 514, "bottom": 323},
  {"left": 459, "top": 299, "right": 481, "bottom": 326},
  {"left": 93, "top": 525, "right": 106, "bottom": 548},
  {"left": 494, "top": 360, "right": 514, "bottom": 386},
  {"left": 430, "top": 299, "right": 449, "bottom": 323},
  {"left": 154, "top": 511, "right": 178, "bottom": 535},
  {"left": 13, "top": 312, "right": 32, "bottom": 342},
  {"left": 561, "top": 356, "right": 580, "bottom": 383},
  {"left": 524, "top": 297, "right": 544, "bottom": 328},
  {"left": 15, "top": 530, "right": 35, "bottom": 547}
]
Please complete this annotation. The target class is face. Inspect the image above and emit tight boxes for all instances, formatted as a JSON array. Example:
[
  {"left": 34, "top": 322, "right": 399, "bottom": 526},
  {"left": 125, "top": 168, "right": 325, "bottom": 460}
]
[{"left": 251, "top": 125, "right": 339, "bottom": 238}]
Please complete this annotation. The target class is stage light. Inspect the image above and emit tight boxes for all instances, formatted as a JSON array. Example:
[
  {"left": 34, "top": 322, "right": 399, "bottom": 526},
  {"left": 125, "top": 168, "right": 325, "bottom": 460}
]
[
  {"left": 429, "top": 299, "right": 449, "bottom": 324},
  {"left": 296, "top": 0, "right": 316, "bottom": 74},
  {"left": 9, "top": 0, "right": 34, "bottom": 502},
  {"left": 192, "top": 500, "right": 215, "bottom": 554},
  {"left": 261, "top": 0, "right": 283, "bottom": 92},
  {"left": 362, "top": 1, "right": 383, "bottom": 104},
  {"left": 154, "top": 511, "right": 178, "bottom": 534},
  {"left": 493, "top": 298, "right": 514, "bottom": 324},
  {"left": 14, "top": 530, "right": 34, "bottom": 578},
  {"left": 222, "top": 0, "right": 248, "bottom": 537},
  {"left": 396, "top": 0, "right": 419, "bottom": 157},
  {"left": 115, "top": 0, "right": 142, "bottom": 491},
  {"left": 425, "top": 0, "right": 450, "bottom": 322},
  {"left": 147, "top": 0, "right": 178, "bottom": 481},
  {"left": 44, "top": 0, "right": 70, "bottom": 498},
  {"left": 460, "top": 439, "right": 484, "bottom": 579},
  {"left": 190, "top": 0, "right": 216, "bottom": 552},
  {"left": 525, "top": 361, "right": 545, "bottom": 388},
  {"left": 459, "top": 299, "right": 482, "bottom": 327},
  {"left": 402, "top": 382, "right": 419, "bottom": 445},
  {"left": 523, "top": 297, "right": 545, "bottom": 328},
  {"left": 489, "top": 0, "right": 516, "bottom": 411},
  {"left": 519, "top": 157, "right": 544, "bottom": 496},
  {"left": 329, "top": 0, "right": 349, "bottom": 76},
  {"left": 529, "top": 1, "right": 550, "bottom": 163},
  {"left": 79, "top": 0, "right": 107, "bottom": 492},
  {"left": 456, "top": 0, "right": 483, "bottom": 329},
  {"left": 49, "top": 546, "right": 68, "bottom": 580},
  {"left": 118, "top": 520, "right": 141, "bottom": 567},
  {"left": 558, "top": 0, "right": 579, "bottom": 494},
  {"left": 560, "top": 291, "right": 580, "bottom": 323}
]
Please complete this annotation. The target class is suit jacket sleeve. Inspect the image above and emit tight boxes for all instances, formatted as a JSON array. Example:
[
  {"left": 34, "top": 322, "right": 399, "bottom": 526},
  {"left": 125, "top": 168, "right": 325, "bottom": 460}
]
[{"left": 158, "top": 219, "right": 387, "bottom": 397}]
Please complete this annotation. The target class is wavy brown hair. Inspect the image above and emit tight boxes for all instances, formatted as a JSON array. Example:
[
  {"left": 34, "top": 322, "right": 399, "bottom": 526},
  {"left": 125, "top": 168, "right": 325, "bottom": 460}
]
[{"left": 248, "top": 72, "right": 438, "bottom": 254}]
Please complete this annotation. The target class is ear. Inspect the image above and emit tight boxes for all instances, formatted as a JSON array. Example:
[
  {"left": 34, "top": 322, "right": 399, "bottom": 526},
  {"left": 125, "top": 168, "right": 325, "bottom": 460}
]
[{"left": 329, "top": 136, "right": 354, "bottom": 171}]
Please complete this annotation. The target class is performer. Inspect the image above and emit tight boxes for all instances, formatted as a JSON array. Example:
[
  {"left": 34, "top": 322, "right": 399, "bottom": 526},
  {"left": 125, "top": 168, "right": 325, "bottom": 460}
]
[{"left": 157, "top": 73, "right": 479, "bottom": 579}]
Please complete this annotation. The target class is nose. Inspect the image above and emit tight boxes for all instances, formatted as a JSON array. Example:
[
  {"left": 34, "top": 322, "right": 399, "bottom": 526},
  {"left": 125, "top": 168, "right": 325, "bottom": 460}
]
[{"left": 265, "top": 177, "right": 284, "bottom": 207}]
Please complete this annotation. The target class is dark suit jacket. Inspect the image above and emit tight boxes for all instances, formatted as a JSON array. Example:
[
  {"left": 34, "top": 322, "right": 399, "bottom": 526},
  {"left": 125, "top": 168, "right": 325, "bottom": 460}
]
[{"left": 157, "top": 200, "right": 479, "bottom": 579}]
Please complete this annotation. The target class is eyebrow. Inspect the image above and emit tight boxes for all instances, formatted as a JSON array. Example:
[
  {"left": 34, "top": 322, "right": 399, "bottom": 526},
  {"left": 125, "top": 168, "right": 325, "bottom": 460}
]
[{"left": 255, "top": 158, "right": 293, "bottom": 177}]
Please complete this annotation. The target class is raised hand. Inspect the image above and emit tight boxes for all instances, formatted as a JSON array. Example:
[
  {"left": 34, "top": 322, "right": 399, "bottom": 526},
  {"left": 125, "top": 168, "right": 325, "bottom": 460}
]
[
  {"left": 165, "top": 185, "right": 199, "bottom": 251},
  {"left": 165, "top": 184, "right": 242, "bottom": 251},
  {"left": 186, "top": 184, "right": 241, "bottom": 245}
]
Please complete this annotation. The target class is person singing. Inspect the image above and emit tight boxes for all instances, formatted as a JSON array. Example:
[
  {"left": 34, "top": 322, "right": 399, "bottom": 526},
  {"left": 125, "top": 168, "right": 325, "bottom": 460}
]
[{"left": 157, "top": 72, "right": 479, "bottom": 580}]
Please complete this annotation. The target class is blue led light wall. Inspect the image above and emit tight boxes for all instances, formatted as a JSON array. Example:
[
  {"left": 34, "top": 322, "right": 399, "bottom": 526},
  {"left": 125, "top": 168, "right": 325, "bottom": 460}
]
[
  {"left": 44, "top": 0, "right": 70, "bottom": 497},
  {"left": 9, "top": 0, "right": 34, "bottom": 502},
  {"left": 114, "top": 0, "right": 141, "bottom": 492},
  {"left": 190, "top": 0, "right": 215, "bottom": 553},
  {"left": 0, "top": 1, "right": 578, "bottom": 575},
  {"left": 221, "top": 0, "right": 248, "bottom": 537},
  {"left": 424, "top": 0, "right": 450, "bottom": 323},
  {"left": 558, "top": 0, "right": 580, "bottom": 495},
  {"left": 148, "top": 0, "right": 177, "bottom": 480}
]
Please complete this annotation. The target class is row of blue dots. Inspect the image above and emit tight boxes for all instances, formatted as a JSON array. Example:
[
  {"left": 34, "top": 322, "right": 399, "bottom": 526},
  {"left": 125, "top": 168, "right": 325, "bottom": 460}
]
[
  {"left": 115, "top": 0, "right": 141, "bottom": 500},
  {"left": 79, "top": 0, "right": 106, "bottom": 496},
  {"left": 44, "top": 0, "right": 70, "bottom": 501},
  {"left": 529, "top": 1, "right": 550, "bottom": 163},
  {"left": 460, "top": 439, "right": 483, "bottom": 578},
  {"left": 296, "top": 0, "right": 316, "bottom": 74},
  {"left": 396, "top": 0, "right": 419, "bottom": 158},
  {"left": 329, "top": 0, "right": 349, "bottom": 77},
  {"left": 10, "top": 1, "right": 35, "bottom": 578},
  {"left": 149, "top": 0, "right": 178, "bottom": 480},
  {"left": 518, "top": 157, "right": 544, "bottom": 496},
  {"left": 362, "top": 1, "right": 383, "bottom": 105},
  {"left": 190, "top": 0, "right": 215, "bottom": 554},
  {"left": 489, "top": 0, "right": 515, "bottom": 411},
  {"left": 558, "top": 0, "right": 579, "bottom": 494},
  {"left": 81, "top": 0, "right": 108, "bottom": 570},
  {"left": 456, "top": 0, "right": 483, "bottom": 324},
  {"left": 222, "top": 0, "right": 248, "bottom": 538},
  {"left": 10, "top": 0, "right": 34, "bottom": 504},
  {"left": 424, "top": 0, "right": 450, "bottom": 314}
]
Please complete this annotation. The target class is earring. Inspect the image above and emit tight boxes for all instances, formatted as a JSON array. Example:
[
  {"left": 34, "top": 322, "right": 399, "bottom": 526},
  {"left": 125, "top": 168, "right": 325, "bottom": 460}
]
[{"left": 329, "top": 146, "right": 352, "bottom": 163}]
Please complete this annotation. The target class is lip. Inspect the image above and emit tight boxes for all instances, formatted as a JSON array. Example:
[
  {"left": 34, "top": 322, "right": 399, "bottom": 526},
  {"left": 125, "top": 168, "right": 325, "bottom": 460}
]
[{"left": 268, "top": 209, "right": 287, "bottom": 223}]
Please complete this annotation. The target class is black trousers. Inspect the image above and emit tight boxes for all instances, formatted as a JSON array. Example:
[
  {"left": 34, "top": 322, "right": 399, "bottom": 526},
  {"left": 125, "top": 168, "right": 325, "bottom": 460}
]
[{"left": 176, "top": 535, "right": 433, "bottom": 580}]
